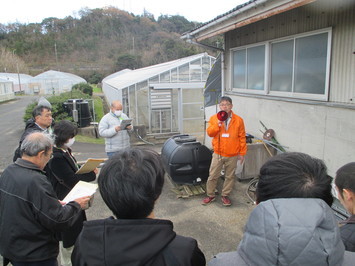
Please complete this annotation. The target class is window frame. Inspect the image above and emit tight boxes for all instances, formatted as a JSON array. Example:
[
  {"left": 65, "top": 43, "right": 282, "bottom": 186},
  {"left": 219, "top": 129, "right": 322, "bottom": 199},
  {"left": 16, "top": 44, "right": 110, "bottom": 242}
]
[{"left": 230, "top": 28, "right": 332, "bottom": 101}]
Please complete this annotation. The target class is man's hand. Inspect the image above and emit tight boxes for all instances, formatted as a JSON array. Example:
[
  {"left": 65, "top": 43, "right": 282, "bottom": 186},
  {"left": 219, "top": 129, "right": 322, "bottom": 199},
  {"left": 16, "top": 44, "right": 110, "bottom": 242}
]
[
  {"left": 74, "top": 196, "right": 92, "bottom": 210},
  {"left": 115, "top": 125, "right": 121, "bottom": 132},
  {"left": 237, "top": 155, "right": 245, "bottom": 164},
  {"left": 93, "top": 168, "right": 99, "bottom": 175},
  {"left": 126, "top": 125, "right": 132, "bottom": 130}
]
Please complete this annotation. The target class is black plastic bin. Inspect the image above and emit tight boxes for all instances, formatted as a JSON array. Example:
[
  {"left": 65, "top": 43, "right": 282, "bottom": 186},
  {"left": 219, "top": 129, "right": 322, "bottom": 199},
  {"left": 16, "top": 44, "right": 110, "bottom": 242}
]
[
  {"left": 161, "top": 134, "right": 212, "bottom": 184},
  {"left": 63, "top": 99, "right": 92, "bottom": 128}
]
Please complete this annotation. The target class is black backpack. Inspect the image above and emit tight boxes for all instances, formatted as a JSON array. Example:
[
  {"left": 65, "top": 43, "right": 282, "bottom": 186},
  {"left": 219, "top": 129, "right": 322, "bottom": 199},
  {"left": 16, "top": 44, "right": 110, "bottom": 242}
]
[{"left": 13, "top": 142, "right": 22, "bottom": 162}]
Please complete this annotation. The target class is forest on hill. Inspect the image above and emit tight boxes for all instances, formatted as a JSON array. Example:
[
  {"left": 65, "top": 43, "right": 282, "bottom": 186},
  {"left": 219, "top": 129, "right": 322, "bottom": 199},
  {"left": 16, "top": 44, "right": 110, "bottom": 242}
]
[{"left": 0, "top": 7, "right": 221, "bottom": 83}]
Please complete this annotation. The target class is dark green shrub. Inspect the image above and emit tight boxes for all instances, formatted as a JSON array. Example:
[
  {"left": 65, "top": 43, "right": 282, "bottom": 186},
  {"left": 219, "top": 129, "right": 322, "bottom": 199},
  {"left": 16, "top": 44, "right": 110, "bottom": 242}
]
[
  {"left": 23, "top": 90, "right": 91, "bottom": 122},
  {"left": 72, "top": 83, "right": 93, "bottom": 96},
  {"left": 87, "top": 72, "right": 104, "bottom": 84}
]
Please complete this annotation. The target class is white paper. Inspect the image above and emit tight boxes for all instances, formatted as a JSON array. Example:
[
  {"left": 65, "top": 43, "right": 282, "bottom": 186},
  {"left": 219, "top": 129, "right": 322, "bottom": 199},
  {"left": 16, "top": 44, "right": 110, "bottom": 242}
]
[
  {"left": 63, "top": 181, "right": 98, "bottom": 202},
  {"left": 235, "top": 160, "right": 244, "bottom": 175}
]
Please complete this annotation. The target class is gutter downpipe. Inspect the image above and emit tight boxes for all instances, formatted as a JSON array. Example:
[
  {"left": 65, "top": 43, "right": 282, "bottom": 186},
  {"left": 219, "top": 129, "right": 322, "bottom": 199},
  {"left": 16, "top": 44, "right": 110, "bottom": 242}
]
[
  {"left": 221, "top": 52, "right": 224, "bottom": 97},
  {"left": 185, "top": 38, "right": 225, "bottom": 96}
]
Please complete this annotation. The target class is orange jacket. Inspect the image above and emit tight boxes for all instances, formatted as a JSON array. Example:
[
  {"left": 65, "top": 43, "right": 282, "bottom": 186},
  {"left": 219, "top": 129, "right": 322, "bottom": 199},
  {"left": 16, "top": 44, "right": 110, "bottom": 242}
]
[{"left": 207, "top": 111, "right": 247, "bottom": 157}]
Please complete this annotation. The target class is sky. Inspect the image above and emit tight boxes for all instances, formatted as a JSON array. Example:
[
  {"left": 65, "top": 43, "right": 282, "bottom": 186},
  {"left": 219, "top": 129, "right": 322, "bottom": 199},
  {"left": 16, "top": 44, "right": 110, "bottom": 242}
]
[{"left": 1, "top": 0, "right": 248, "bottom": 25}]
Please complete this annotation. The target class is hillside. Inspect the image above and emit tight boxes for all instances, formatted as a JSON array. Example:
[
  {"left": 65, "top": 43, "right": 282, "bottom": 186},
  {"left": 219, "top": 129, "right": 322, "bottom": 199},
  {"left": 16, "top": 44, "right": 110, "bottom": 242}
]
[{"left": 0, "top": 7, "right": 221, "bottom": 82}]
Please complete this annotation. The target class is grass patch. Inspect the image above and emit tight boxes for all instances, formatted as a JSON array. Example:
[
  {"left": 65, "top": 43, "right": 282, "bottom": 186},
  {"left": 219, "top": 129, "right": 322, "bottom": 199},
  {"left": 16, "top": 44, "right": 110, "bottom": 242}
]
[
  {"left": 92, "top": 85, "right": 102, "bottom": 93},
  {"left": 76, "top": 134, "right": 105, "bottom": 145},
  {"left": 92, "top": 96, "right": 104, "bottom": 122}
]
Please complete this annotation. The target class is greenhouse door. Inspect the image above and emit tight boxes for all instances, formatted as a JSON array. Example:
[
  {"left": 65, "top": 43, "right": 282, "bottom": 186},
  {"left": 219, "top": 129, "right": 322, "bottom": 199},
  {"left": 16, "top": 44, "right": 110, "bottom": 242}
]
[{"left": 149, "top": 89, "right": 174, "bottom": 134}]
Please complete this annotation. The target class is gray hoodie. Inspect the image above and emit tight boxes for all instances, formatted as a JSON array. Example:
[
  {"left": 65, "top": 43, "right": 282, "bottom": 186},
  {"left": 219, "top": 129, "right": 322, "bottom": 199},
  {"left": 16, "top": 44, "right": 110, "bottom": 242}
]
[{"left": 209, "top": 198, "right": 355, "bottom": 266}]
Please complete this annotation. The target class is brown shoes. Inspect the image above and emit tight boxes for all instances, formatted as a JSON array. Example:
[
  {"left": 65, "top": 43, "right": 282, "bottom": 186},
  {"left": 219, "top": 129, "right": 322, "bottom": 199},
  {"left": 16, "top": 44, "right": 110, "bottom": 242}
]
[{"left": 202, "top": 196, "right": 215, "bottom": 205}]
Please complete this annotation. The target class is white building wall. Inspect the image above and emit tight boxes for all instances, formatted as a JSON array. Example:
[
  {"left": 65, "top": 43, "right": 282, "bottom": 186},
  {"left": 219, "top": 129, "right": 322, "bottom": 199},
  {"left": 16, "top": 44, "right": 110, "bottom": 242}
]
[{"left": 229, "top": 96, "right": 355, "bottom": 177}]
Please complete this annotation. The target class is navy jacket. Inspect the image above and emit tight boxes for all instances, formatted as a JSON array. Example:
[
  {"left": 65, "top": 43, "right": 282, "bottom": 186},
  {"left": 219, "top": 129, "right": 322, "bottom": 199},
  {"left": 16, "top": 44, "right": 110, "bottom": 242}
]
[{"left": 340, "top": 215, "right": 355, "bottom": 252}]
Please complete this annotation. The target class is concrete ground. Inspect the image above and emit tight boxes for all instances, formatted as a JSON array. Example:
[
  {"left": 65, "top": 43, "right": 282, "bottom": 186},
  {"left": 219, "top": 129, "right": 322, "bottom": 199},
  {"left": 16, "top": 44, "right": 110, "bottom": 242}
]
[{"left": 72, "top": 141, "right": 256, "bottom": 262}]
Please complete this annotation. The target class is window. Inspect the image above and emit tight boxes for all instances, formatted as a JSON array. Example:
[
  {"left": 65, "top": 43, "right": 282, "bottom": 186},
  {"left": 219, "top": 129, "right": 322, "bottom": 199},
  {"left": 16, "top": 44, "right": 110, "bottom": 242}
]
[
  {"left": 232, "top": 29, "right": 331, "bottom": 100},
  {"left": 233, "top": 45, "right": 265, "bottom": 90},
  {"left": 190, "top": 58, "right": 202, "bottom": 82}
]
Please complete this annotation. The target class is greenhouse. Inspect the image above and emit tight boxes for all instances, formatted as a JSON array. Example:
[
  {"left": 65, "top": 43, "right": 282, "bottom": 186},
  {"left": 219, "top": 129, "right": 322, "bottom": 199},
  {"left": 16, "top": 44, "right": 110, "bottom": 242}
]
[
  {"left": 27, "top": 70, "right": 86, "bottom": 95},
  {"left": 0, "top": 73, "right": 33, "bottom": 94},
  {"left": 0, "top": 78, "right": 14, "bottom": 102},
  {"left": 102, "top": 53, "right": 216, "bottom": 139}
]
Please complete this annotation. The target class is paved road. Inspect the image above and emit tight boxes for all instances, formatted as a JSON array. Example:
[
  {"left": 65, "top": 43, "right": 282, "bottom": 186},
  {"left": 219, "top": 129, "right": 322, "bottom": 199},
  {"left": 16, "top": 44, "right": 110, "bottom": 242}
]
[
  {"left": 0, "top": 97, "right": 255, "bottom": 263},
  {"left": 0, "top": 96, "right": 39, "bottom": 171}
]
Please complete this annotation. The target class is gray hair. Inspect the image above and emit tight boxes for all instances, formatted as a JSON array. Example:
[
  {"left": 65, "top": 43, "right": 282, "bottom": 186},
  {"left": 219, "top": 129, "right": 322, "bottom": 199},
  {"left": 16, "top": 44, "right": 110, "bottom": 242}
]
[{"left": 21, "top": 132, "right": 54, "bottom": 157}]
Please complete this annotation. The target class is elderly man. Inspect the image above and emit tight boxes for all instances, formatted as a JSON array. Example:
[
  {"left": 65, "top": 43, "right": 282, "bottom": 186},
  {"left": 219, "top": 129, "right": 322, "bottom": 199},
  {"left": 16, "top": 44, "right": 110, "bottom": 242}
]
[
  {"left": 98, "top": 100, "right": 133, "bottom": 158},
  {"left": 0, "top": 132, "right": 91, "bottom": 266},
  {"left": 13, "top": 105, "right": 53, "bottom": 162}
]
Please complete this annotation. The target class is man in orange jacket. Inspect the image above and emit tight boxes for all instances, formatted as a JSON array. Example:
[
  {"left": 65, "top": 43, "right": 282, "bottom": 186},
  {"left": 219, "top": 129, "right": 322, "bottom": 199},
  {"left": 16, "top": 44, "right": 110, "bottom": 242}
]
[{"left": 202, "top": 96, "right": 247, "bottom": 206}]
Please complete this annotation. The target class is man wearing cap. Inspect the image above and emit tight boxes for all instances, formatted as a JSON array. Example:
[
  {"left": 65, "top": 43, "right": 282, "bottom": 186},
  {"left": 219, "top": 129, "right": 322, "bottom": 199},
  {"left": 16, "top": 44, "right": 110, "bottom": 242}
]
[
  {"left": 98, "top": 100, "right": 133, "bottom": 158},
  {"left": 202, "top": 96, "right": 247, "bottom": 206}
]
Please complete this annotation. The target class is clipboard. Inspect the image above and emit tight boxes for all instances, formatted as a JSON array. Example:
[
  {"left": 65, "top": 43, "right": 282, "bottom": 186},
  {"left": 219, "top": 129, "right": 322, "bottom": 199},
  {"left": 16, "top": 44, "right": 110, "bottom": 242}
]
[
  {"left": 76, "top": 158, "right": 106, "bottom": 174},
  {"left": 120, "top": 119, "right": 132, "bottom": 129},
  {"left": 63, "top": 181, "right": 98, "bottom": 202}
]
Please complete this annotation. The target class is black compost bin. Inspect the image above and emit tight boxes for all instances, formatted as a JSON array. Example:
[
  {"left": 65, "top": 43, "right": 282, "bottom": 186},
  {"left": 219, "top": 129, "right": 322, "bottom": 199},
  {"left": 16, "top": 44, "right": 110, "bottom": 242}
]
[
  {"left": 63, "top": 99, "right": 92, "bottom": 128},
  {"left": 161, "top": 134, "right": 212, "bottom": 184}
]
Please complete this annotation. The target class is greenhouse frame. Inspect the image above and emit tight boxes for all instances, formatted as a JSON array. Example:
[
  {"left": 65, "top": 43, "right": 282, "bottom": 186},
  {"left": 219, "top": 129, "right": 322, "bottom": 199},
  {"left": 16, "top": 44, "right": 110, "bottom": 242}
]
[
  {"left": 28, "top": 70, "right": 86, "bottom": 95},
  {"left": 0, "top": 73, "right": 33, "bottom": 94},
  {"left": 0, "top": 78, "right": 14, "bottom": 102},
  {"left": 102, "top": 53, "right": 216, "bottom": 139}
]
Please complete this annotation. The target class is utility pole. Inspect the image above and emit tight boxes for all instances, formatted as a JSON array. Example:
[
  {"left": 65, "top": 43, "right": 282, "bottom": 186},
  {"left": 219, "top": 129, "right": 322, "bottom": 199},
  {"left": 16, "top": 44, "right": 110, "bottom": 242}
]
[
  {"left": 13, "top": 49, "right": 22, "bottom": 92},
  {"left": 54, "top": 42, "right": 59, "bottom": 70},
  {"left": 132, "top": 37, "right": 135, "bottom": 53}
]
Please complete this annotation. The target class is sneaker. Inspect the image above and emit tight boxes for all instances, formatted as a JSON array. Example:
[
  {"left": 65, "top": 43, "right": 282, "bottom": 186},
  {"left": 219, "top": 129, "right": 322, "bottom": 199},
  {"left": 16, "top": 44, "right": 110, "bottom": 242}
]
[
  {"left": 221, "top": 196, "right": 232, "bottom": 206},
  {"left": 202, "top": 196, "right": 215, "bottom": 205}
]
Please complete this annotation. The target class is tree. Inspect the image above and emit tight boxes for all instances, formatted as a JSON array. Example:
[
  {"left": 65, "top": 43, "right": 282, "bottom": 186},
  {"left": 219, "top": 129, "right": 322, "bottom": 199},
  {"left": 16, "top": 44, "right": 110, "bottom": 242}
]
[
  {"left": 87, "top": 72, "right": 104, "bottom": 84},
  {"left": 72, "top": 83, "right": 93, "bottom": 96},
  {"left": 115, "top": 54, "right": 141, "bottom": 71},
  {"left": 0, "top": 47, "right": 28, "bottom": 73}
]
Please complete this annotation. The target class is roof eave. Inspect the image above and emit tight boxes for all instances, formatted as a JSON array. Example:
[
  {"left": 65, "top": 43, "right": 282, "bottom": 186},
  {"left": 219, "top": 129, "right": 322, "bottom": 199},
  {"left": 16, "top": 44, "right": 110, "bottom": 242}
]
[{"left": 181, "top": 0, "right": 317, "bottom": 42}]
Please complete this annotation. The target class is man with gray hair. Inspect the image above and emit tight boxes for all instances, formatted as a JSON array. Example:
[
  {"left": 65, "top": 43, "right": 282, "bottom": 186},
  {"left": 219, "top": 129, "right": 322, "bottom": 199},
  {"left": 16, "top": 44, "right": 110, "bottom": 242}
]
[{"left": 0, "top": 132, "right": 91, "bottom": 266}]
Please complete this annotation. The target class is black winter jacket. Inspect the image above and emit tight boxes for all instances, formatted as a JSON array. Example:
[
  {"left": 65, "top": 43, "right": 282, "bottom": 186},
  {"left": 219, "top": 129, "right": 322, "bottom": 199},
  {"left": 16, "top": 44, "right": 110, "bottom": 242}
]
[
  {"left": 72, "top": 217, "right": 206, "bottom": 266},
  {"left": 45, "top": 146, "right": 96, "bottom": 247},
  {"left": 13, "top": 120, "right": 46, "bottom": 162},
  {"left": 0, "top": 159, "right": 82, "bottom": 262},
  {"left": 340, "top": 215, "right": 355, "bottom": 252}
]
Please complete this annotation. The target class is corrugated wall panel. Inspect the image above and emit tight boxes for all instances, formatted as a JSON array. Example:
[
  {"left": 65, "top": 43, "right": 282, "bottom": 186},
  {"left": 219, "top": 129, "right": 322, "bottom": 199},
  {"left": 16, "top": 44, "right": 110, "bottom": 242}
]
[
  {"left": 226, "top": 0, "right": 355, "bottom": 104},
  {"left": 329, "top": 5, "right": 355, "bottom": 104}
]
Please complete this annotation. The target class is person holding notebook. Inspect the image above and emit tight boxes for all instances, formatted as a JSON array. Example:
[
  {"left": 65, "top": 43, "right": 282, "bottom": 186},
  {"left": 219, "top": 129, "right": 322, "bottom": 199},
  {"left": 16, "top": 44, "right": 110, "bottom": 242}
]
[
  {"left": 98, "top": 100, "right": 133, "bottom": 158},
  {"left": 46, "top": 120, "right": 97, "bottom": 266}
]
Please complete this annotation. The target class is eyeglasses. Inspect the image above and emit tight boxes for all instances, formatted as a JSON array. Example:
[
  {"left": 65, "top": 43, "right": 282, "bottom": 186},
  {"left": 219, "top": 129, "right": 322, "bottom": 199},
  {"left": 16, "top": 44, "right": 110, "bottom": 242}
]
[{"left": 219, "top": 103, "right": 231, "bottom": 107}]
